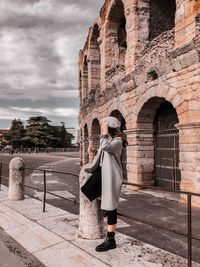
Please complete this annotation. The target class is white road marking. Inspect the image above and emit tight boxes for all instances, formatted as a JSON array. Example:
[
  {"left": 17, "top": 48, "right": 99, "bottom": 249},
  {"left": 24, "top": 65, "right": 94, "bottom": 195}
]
[
  {"left": 34, "top": 190, "right": 76, "bottom": 200},
  {"left": 32, "top": 173, "right": 52, "bottom": 177},
  {"left": 33, "top": 180, "right": 60, "bottom": 185}
]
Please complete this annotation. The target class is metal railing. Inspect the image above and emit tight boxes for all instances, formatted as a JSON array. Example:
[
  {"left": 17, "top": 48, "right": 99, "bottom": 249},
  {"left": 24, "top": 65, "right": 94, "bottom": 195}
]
[
  {"left": 0, "top": 162, "right": 80, "bottom": 213},
  {"left": 118, "top": 181, "right": 200, "bottom": 267},
  {"left": 0, "top": 162, "right": 199, "bottom": 266}
]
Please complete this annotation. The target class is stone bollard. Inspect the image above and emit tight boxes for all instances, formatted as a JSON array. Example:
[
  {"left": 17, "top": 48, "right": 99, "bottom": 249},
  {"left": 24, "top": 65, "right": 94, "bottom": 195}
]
[
  {"left": 79, "top": 164, "right": 105, "bottom": 239},
  {"left": 8, "top": 157, "right": 25, "bottom": 201}
]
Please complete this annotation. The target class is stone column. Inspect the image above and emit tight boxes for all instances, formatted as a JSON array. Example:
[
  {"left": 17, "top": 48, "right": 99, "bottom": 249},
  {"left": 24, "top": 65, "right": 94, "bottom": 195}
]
[
  {"left": 79, "top": 164, "right": 105, "bottom": 239},
  {"left": 83, "top": 137, "right": 89, "bottom": 165},
  {"left": 8, "top": 157, "right": 25, "bottom": 201},
  {"left": 80, "top": 140, "right": 83, "bottom": 166},
  {"left": 125, "top": 0, "right": 150, "bottom": 74},
  {"left": 175, "top": 0, "right": 200, "bottom": 47},
  {"left": 176, "top": 122, "right": 200, "bottom": 207},
  {"left": 124, "top": 129, "right": 155, "bottom": 186}
]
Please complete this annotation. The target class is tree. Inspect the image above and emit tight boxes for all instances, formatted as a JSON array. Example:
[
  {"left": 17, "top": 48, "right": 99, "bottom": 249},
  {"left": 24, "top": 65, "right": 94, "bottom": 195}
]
[
  {"left": 6, "top": 116, "right": 75, "bottom": 149},
  {"left": 6, "top": 119, "right": 25, "bottom": 148},
  {"left": 48, "top": 125, "right": 74, "bottom": 148},
  {"left": 24, "top": 116, "right": 55, "bottom": 148}
]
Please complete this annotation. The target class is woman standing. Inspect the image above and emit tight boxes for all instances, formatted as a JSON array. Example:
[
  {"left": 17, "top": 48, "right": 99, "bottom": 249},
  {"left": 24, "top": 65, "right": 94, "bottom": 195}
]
[{"left": 87, "top": 116, "right": 128, "bottom": 252}]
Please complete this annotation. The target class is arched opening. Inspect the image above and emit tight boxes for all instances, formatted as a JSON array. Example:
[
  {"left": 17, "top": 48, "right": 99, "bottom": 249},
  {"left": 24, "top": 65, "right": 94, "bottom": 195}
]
[
  {"left": 136, "top": 97, "right": 180, "bottom": 190},
  {"left": 88, "top": 24, "right": 101, "bottom": 92},
  {"left": 107, "top": 0, "right": 127, "bottom": 65},
  {"left": 109, "top": 110, "right": 127, "bottom": 179},
  {"left": 91, "top": 118, "right": 101, "bottom": 150},
  {"left": 149, "top": 0, "right": 176, "bottom": 40},
  {"left": 79, "top": 71, "right": 82, "bottom": 89},
  {"left": 83, "top": 124, "right": 89, "bottom": 164},
  {"left": 154, "top": 101, "right": 180, "bottom": 190},
  {"left": 79, "top": 70, "right": 82, "bottom": 104},
  {"left": 110, "top": 110, "right": 126, "bottom": 132},
  {"left": 82, "top": 56, "right": 88, "bottom": 99},
  {"left": 79, "top": 128, "right": 83, "bottom": 166}
]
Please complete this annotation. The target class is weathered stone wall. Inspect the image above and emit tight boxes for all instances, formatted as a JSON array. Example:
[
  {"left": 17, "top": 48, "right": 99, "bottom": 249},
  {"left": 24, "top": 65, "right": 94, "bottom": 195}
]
[
  {"left": 78, "top": 0, "right": 200, "bottom": 205},
  {"left": 149, "top": 0, "right": 176, "bottom": 40}
]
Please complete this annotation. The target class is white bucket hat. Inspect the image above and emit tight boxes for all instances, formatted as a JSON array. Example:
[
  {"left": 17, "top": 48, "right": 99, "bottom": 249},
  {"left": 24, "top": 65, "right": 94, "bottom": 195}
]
[{"left": 101, "top": 116, "right": 121, "bottom": 129}]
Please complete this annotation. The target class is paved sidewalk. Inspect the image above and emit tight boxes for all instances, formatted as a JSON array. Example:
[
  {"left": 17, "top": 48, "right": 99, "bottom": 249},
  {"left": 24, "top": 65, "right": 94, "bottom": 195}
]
[
  {"left": 0, "top": 185, "right": 199, "bottom": 267},
  {"left": 0, "top": 226, "right": 45, "bottom": 267}
]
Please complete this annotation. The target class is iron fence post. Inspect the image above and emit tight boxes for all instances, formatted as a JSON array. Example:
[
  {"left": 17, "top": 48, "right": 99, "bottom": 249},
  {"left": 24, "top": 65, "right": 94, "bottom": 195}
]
[
  {"left": 188, "top": 193, "right": 192, "bottom": 267},
  {"left": 43, "top": 170, "right": 46, "bottom": 212}
]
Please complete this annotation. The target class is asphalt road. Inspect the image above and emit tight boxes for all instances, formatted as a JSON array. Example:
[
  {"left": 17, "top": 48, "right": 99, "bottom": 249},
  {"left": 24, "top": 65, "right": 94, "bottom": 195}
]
[{"left": 0, "top": 152, "right": 200, "bottom": 264}]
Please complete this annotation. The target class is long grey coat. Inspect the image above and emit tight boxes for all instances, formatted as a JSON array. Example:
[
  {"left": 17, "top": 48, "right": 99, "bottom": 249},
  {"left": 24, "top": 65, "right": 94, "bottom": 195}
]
[{"left": 82, "top": 135, "right": 123, "bottom": 211}]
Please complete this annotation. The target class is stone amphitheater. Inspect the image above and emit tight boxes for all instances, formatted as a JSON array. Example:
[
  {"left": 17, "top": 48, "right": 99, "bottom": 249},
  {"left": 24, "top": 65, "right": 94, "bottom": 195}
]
[{"left": 78, "top": 0, "right": 200, "bottom": 205}]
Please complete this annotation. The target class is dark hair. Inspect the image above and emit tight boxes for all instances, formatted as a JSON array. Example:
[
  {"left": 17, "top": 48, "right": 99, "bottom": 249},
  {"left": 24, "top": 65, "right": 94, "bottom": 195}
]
[{"left": 108, "top": 127, "right": 128, "bottom": 147}]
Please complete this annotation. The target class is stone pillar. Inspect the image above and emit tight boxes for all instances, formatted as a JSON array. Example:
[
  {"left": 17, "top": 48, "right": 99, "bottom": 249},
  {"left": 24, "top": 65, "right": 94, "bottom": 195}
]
[
  {"left": 125, "top": 0, "right": 150, "bottom": 74},
  {"left": 175, "top": 0, "right": 200, "bottom": 47},
  {"left": 176, "top": 122, "right": 200, "bottom": 206},
  {"left": 79, "top": 164, "right": 105, "bottom": 239},
  {"left": 83, "top": 138, "right": 89, "bottom": 165},
  {"left": 8, "top": 157, "right": 25, "bottom": 201},
  {"left": 124, "top": 129, "right": 154, "bottom": 186},
  {"left": 80, "top": 140, "right": 83, "bottom": 166}
]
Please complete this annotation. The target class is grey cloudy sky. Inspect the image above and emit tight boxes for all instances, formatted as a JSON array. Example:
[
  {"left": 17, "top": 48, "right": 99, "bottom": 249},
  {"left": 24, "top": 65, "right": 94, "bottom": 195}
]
[{"left": 0, "top": 0, "right": 104, "bottom": 129}]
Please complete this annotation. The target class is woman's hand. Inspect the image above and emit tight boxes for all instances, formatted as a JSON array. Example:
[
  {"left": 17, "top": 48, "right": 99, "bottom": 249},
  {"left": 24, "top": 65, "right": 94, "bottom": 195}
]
[
  {"left": 101, "top": 121, "right": 109, "bottom": 135},
  {"left": 88, "top": 146, "right": 96, "bottom": 153}
]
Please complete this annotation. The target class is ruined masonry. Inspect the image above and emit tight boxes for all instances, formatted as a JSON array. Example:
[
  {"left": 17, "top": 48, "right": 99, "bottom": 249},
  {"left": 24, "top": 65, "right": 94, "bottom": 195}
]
[{"left": 78, "top": 0, "right": 200, "bottom": 206}]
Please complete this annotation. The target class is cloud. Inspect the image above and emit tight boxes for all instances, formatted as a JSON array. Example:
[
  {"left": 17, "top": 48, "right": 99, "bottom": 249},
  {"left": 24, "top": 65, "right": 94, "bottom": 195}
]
[
  {"left": 11, "top": 106, "right": 78, "bottom": 118},
  {"left": 0, "top": 0, "right": 105, "bottom": 128},
  {"left": 0, "top": 107, "right": 28, "bottom": 120}
]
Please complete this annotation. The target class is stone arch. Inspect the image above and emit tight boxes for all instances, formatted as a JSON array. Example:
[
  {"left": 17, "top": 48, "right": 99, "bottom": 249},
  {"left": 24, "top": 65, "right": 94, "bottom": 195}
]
[
  {"left": 110, "top": 109, "right": 126, "bottom": 132},
  {"left": 106, "top": 100, "right": 128, "bottom": 122},
  {"left": 134, "top": 97, "right": 180, "bottom": 190},
  {"left": 83, "top": 123, "right": 89, "bottom": 164},
  {"left": 88, "top": 24, "right": 101, "bottom": 93},
  {"left": 79, "top": 128, "right": 83, "bottom": 166},
  {"left": 109, "top": 109, "right": 128, "bottom": 180},
  {"left": 133, "top": 86, "right": 184, "bottom": 124},
  {"left": 149, "top": 0, "right": 176, "bottom": 40},
  {"left": 79, "top": 70, "right": 82, "bottom": 104},
  {"left": 82, "top": 55, "right": 88, "bottom": 99},
  {"left": 105, "top": 0, "right": 127, "bottom": 67},
  {"left": 79, "top": 70, "right": 82, "bottom": 89}
]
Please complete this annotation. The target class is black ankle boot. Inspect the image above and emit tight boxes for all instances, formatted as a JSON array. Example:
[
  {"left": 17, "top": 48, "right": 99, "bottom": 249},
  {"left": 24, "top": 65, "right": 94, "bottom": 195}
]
[{"left": 95, "top": 232, "right": 116, "bottom": 252}]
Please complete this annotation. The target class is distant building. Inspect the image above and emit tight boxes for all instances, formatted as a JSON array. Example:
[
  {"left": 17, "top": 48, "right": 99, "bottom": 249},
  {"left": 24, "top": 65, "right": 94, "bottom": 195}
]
[
  {"left": 65, "top": 127, "right": 79, "bottom": 145},
  {"left": 0, "top": 129, "right": 8, "bottom": 147},
  {"left": 0, "top": 129, "right": 8, "bottom": 135}
]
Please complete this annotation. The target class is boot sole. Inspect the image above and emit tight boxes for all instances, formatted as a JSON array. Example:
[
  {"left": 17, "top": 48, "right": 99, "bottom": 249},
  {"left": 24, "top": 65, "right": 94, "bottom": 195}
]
[{"left": 95, "top": 245, "right": 116, "bottom": 252}]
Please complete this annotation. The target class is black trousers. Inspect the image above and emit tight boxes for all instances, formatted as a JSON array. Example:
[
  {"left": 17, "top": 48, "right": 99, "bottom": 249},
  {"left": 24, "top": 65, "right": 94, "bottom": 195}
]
[{"left": 107, "top": 209, "right": 117, "bottom": 225}]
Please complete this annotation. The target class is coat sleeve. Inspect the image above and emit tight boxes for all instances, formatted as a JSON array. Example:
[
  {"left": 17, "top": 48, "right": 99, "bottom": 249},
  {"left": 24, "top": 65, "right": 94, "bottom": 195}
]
[
  {"left": 84, "top": 148, "right": 101, "bottom": 173},
  {"left": 100, "top": 135, "right": 122, "bottom": 153}
]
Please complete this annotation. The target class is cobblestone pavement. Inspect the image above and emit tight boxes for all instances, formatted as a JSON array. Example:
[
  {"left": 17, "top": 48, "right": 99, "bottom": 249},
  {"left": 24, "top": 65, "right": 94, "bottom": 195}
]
[{"left": 0, "top": 152, "right": 200, "bottom": 264}]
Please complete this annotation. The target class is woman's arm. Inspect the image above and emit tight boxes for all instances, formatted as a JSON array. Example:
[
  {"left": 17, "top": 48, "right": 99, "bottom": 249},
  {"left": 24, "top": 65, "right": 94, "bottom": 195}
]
[{"left": 100, "top": 135, "right": 122, "bottom": 153}]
